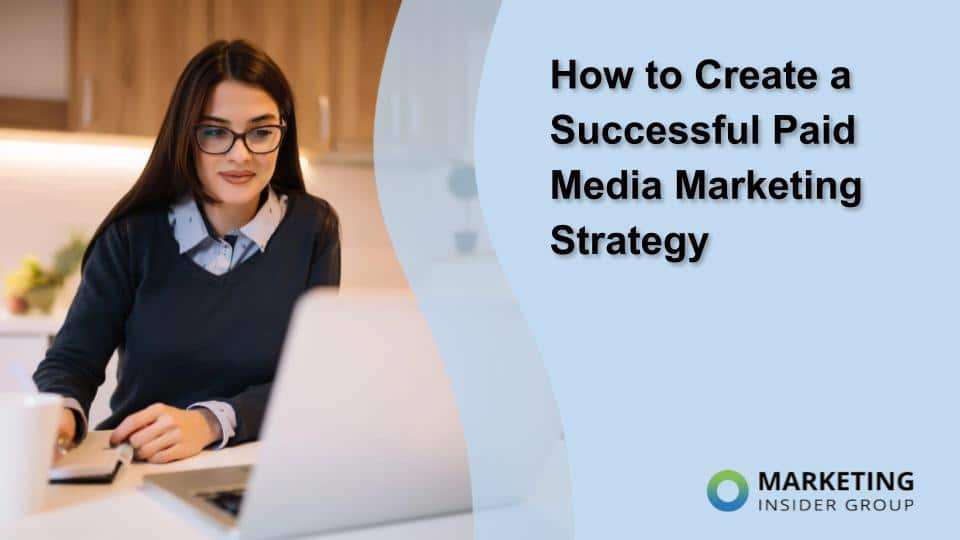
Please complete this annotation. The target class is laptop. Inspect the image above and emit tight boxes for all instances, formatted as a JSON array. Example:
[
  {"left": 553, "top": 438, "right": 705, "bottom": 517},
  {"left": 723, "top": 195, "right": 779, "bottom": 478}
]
[{"left": 142, "top": 290, "right": 472, "bottom": 539}]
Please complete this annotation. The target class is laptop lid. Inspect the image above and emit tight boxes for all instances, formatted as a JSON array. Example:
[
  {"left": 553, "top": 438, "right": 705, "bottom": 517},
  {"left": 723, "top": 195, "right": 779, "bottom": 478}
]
[{"left": 236, "top": 290, "right": 471, "bottom": 539}]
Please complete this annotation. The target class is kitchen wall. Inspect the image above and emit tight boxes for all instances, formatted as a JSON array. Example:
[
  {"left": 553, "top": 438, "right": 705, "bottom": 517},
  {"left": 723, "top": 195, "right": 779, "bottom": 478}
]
[
  {"left": 0, "top": 129, "right": 408, "bottom": 313},
  {"left": 0, "top": 0, "right": 68, "bottom": 99}
]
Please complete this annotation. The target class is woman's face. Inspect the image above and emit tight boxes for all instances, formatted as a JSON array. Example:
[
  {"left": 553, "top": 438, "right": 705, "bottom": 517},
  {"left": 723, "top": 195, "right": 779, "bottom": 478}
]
[{"left": 194, "top": 80, "right": 283, "bottom": 206}]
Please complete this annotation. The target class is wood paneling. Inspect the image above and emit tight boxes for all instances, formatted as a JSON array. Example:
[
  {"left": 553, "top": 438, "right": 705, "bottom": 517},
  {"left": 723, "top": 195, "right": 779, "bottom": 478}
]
[
  {"left": 0, "top": 97, "right": 67, "bottom": 130},
  {"left": 211, "top": 0, "right": 399, "bottom": 160},
  {"left": 4, "top": 0, "right": 402, "bottom": 163},
  {"left": 331, "top": 0, "right": 400, "bottom": 156},
  {"left": 69, "top": 0, "right": 208, "bottom": 135},
  {"left": 210, "top": 0, "right": 336, "bottom": 154}
]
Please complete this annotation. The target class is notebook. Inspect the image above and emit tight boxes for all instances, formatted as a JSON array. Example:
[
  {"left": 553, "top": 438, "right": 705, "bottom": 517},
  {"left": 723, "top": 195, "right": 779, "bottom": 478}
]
[{"left": 49, "top": 431, "right": 134, "bottom": 484}]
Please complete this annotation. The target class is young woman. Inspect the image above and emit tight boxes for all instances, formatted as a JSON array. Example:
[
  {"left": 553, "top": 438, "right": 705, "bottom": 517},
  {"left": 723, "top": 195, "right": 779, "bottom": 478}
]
[{"left": 33, "top": 40, "right": 341, "bottom": 463}]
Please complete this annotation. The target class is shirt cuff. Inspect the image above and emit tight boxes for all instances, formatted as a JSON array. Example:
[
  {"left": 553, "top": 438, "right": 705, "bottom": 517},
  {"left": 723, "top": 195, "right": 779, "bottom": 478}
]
[
  {"left": 188, "top": 401, "right": 237, "bottom": 449},
  {"left": 61, "top": 397, "right": 88, "bottom": 444}
]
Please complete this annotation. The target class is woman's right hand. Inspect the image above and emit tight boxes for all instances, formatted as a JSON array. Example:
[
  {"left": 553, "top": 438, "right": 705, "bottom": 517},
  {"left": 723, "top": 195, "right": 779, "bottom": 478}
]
[{"left": 52, "top": 407, "right": 77, "bottom": 462}]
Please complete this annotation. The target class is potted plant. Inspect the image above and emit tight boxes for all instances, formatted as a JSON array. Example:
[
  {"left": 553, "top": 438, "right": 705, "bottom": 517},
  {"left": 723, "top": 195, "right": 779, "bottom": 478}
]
[{"left": 4, "top": 234, "right": 87, "bottom": 315}]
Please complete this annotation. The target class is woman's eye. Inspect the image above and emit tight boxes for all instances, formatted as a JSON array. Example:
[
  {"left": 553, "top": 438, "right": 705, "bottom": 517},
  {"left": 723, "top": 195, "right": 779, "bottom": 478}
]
[
  {"left": 250, "top": 128, "right": 273, "bottom": 140},
  {"left": 200, "top": 127, "right": 228, "bottom": 138}
]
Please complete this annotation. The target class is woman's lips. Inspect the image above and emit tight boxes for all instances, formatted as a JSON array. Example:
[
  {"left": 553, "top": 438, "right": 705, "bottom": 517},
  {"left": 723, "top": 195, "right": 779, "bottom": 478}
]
[{"left": 219, "top": 171, "right": 256, "bottom": 185}]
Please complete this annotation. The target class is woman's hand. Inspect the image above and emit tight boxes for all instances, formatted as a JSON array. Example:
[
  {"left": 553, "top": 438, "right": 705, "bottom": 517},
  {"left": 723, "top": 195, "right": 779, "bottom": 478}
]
[
  {"left": 52, "top": 407, "right": 77, "bottom": 462},
  {"left": 57, "top": 407, "right": 77, "bottom": 442},
  {"left": 110, "top": 403, "right": 221, "bottom": 463}
]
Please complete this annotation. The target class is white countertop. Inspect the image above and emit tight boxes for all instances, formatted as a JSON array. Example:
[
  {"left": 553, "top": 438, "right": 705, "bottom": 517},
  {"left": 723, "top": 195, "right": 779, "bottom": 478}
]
[
  {"left": 0, "top": 311, "right": 64, "bottom": 335},
  {"left": 40, "top": 432, "right": 259, "bottom": 513},
  {"left": 3, "top": 431, "right": 477, "bottom": 540}
]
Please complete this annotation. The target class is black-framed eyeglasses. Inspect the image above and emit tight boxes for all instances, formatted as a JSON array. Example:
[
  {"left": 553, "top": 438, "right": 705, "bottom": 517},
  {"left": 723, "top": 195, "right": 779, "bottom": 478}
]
[{"left": 194, "top": 124, "right": 287, "bottom": 155}]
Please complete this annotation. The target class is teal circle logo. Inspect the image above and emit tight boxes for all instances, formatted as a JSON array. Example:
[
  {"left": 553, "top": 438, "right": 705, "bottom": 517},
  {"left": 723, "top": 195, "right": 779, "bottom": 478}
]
[{"left": 707, "top": 470, "right": 749, "bottom": 512}]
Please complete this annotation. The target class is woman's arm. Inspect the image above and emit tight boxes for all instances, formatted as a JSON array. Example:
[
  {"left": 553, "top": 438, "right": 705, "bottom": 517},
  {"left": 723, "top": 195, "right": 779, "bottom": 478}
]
[{"left": 33, "top": 218, "right": 136, "bottom": 442}]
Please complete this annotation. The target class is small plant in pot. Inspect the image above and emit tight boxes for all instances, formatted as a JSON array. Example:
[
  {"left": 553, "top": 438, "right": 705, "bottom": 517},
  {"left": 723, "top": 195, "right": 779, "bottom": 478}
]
[{"left": 4, "top": 234, "right": 87, "bottom": 315}]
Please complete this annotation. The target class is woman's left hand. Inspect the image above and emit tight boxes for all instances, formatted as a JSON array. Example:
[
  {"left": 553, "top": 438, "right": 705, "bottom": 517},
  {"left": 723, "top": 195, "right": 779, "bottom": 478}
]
[{"left": 110, "top": 403, "right": 220, "bottom": 463}]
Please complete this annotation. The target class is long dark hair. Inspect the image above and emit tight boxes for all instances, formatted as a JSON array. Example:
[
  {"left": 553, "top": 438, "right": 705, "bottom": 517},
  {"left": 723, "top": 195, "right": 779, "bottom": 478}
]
[{"left": 82, "top": 40, "right": 306, "bottom": 267}]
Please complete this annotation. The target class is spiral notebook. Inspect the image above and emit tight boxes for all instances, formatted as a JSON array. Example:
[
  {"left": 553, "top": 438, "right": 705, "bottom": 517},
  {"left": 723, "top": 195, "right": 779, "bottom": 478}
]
[{"left": 48, "top": 431, "right": 134, "bottom": 484}]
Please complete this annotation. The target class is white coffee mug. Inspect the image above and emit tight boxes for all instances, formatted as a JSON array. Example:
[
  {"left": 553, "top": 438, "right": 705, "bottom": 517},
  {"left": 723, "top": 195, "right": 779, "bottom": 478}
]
[{"left": 0, "top": 392, "right": 62, "bottom": 523}]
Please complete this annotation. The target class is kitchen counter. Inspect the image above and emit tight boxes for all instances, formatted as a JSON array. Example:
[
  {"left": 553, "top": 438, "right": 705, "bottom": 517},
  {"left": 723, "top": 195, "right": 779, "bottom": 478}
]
[{"left": 0, "top": 310, "right": 64, "bottom": 335}]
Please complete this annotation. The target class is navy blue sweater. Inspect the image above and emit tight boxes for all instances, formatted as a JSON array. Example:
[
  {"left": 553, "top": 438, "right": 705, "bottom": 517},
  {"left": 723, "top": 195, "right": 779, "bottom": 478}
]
[{"left": 33, "top": 189, "right": 340, "bottom": 445}]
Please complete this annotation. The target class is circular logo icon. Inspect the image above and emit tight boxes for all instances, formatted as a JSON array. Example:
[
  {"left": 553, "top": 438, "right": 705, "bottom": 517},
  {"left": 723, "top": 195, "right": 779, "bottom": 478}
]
[{"left": 707, "top": 470, "right": 749, "bottom": 512}]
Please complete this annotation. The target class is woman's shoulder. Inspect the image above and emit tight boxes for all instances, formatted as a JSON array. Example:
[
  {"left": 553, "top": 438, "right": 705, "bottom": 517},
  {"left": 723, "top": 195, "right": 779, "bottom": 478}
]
[
  {"left": 104, "top": 206, "right": 167, "bottom": 241},
  {"left": 84, "top": 206, "right": 166, "bottom": 274},
  {"left": 87, "top": 207, "right": 167, "bottom": 265},
  {"left": 281, "top": 189, "right": 340, "bottom": 237}
]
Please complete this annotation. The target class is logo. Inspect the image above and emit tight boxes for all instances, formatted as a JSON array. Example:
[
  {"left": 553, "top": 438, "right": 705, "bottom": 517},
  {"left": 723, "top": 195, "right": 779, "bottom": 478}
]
[
  {"left": 707, "top": 470, "right": 749, "bottom": 512},
  {"left": 706, "top": 470, "right": 915, "bottom": 513}
]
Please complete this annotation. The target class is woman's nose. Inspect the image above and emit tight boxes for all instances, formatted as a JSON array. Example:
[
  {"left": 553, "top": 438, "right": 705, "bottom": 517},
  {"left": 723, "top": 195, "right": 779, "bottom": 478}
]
[{"left": 227, "top": 136, "right": 253, "bottom": 162}]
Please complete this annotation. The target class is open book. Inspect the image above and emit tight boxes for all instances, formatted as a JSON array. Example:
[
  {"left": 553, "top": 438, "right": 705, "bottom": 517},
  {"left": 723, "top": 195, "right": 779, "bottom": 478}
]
[{"left": 49, "top": 431, "right": 134, "bottom": 484}]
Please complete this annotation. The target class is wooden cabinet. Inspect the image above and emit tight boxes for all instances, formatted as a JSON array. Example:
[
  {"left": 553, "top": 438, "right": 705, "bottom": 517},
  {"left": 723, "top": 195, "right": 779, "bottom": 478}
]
[
  {"left": 69, "top": 0, "right": 209, "bottom": 136},
  {"left": 209, "top": 0, "right": 400, "bottom": 161},
  {"left": 329, "top": 0, "right": 401, "bottom": 158},
  {"left": 67, "top": 0, "right": 400, "bottom": 162},
  {"left": 209, "top": 0, "right": 336, "bottom": 155}
]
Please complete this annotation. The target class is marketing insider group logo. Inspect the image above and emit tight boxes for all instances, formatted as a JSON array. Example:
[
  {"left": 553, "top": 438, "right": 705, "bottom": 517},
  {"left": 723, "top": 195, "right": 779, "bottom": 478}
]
[
  {"left": 707, "top": 470, "right": 749, "bottom": 511},
  {"left": 707, "top": 469, "right": 915, "bottom": 513}
]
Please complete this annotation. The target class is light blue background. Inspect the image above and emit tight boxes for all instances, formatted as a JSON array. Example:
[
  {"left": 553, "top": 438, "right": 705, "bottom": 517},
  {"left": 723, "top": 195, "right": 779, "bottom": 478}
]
[{"left": 475, "top": 1, "right": 958, "bottom": 538}]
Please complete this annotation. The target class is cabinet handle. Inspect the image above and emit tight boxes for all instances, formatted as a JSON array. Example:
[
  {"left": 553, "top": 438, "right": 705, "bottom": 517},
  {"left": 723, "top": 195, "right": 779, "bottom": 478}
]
[
  {"left": 80, "top": 78, "right": 94, "bottom": 128},
  {"left": 317, "top": 95, "right": 331, "bottom": 142}
]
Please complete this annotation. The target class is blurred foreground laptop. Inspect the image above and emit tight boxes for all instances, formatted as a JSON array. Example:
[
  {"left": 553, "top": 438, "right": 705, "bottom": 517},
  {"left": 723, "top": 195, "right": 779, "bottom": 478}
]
[{"left": 142, "top": 290, "right": 471, "bottom": 539}]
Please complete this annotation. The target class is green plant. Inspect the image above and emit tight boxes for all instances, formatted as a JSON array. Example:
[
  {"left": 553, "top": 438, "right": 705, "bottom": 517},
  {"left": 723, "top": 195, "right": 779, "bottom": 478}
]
[
  {"left": 4, "top": 233, "right": 88, "bottom": 314},
  {"left": 50, "top": 233, "right": 87, "bottom": 283}
]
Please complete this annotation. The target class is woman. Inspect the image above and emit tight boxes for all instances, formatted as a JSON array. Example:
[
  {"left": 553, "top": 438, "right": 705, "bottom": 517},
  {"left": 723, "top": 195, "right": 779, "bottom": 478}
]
[{"left": 33, "top": 40, "right": 341, "bottom": 463}]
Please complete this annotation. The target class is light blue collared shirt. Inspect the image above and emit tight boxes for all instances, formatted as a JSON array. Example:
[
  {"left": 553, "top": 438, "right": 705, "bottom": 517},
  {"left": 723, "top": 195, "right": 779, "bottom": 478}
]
[
  {"left": 167, "top": 187, "right": 288, "bottom": 276},
  {"left": 168, "top": 186, "right": 288, "bottom": 448}
]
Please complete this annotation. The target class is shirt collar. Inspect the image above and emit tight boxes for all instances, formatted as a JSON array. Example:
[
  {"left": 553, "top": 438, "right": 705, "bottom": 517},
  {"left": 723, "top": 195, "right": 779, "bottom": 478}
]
[
  {"left": 169, "top": 186, "right": 284, "bottom": 254},
  {"left": 237, "top": 187, "right": 284, "bottom": 252},
  {"left": 169, "top": 196, "right": 209, "bottom": 254}
]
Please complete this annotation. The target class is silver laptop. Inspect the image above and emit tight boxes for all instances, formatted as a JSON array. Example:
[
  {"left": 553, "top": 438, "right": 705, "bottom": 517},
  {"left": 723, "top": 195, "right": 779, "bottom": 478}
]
[{"left": 142, "top": 290, "right": 472, "bottom": 539}]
